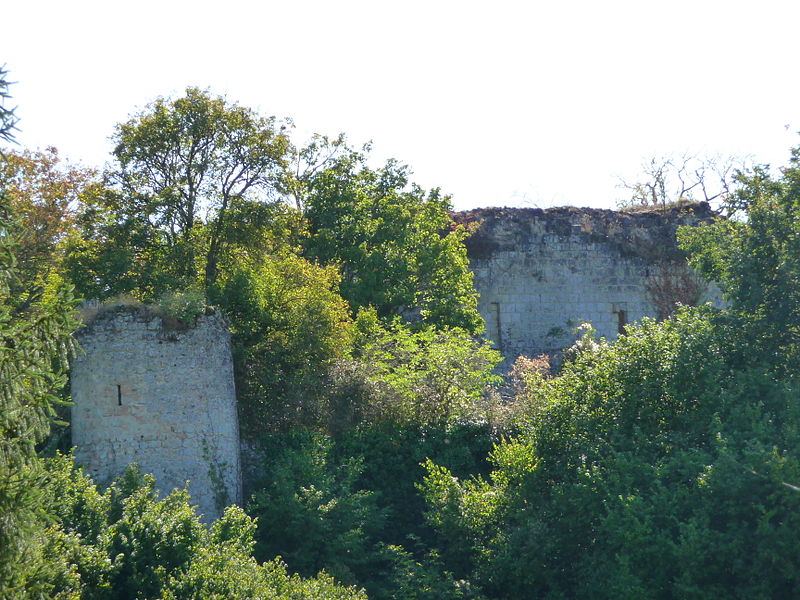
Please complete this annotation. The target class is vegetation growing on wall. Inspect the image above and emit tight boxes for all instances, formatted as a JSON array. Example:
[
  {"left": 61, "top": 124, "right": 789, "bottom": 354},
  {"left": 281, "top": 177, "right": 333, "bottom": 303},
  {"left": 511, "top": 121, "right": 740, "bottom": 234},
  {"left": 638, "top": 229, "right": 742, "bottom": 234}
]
[{"left": 644, "top": 261, "right": 707, "bottom": 319}]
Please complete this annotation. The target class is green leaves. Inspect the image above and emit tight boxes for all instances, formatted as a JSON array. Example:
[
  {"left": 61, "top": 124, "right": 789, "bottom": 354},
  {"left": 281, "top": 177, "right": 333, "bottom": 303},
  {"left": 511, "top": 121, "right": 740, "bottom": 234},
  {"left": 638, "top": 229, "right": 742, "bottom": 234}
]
[
  {"left": 248, "top": 430, "right": 385, "bottom": 588},
  {"left": 38, "top": 456, "right": 368, "bottom": 600},
  {"left": 111, "top": 87, "right": 293, "bottom": 289},
  {"left": 0, "top": 188, "right": 80, "bottom": 597},
  {"left": 303, "top": 152, "right": 483, "bottom": 332},
  {"left": 679, "top": 148, "right": 800, "bottom": 372},
  {"left": 421, "top": 306, "right": 800, "bottom": 598},
  {"left": 210, "top": 253, "right": 353, "bottom": 434},
  {"left": 352, "top": 315, "right": 502, "bottom": 427}
]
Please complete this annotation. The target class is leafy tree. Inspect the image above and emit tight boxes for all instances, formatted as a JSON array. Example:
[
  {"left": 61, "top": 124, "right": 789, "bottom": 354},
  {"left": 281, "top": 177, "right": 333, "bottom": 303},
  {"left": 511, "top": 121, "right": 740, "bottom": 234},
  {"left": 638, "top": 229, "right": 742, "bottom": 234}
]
[
  {"left": 59, "top": 185, "right": 178, "bottom": 301},
  {"left": 338, "top": 422, "right": 497, "bottom": 549},
  {"left": 284, "top": 132, "right": 352, "bottom": 211},
  {"left": 0, "top": 147, "right": 99, "bottom": 303},
  {"left": 303, "top": 149, "right": 483, "bottom": 332},
  {"left": 62, "top": 187, "right": 304, "bottom": 304},
  {"left": 347, "top": 312, "right": 501, "bottom": 426},
  {"left": 111, "top": 87, "right": 292, "bottom": 289},
  {"left": 0, "top": 81, "right": 81, "bottom": 595},
  {"left": 209, "top": 252, "right": 353, "bottom": 435},
  {"left": 248, "top": 431, "right": 387, "bottom": 587},
  {"left": 248, "top": 425, "right": 497, "bottom": 600},
  {"left": 679, "top": 146, "right": 800, "bottom": 372}
]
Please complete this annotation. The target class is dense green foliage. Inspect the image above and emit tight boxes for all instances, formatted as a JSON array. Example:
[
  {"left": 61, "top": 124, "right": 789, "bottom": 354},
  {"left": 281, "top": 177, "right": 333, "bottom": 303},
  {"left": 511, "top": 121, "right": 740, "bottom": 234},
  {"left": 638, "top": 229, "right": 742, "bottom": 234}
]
[
  {"left": 210, "top": 253, "right": 353, "bottom": 434},
  {"left": 0, "top": 75, "right": 82, "bottom": 597},
  {"left": 0, "top": 194, "right": 80, "bottom": 597},
  {"left": 242, "top": 317, "right": 503, "bottom": 599},
  {"left": 303, "top": 150, "right": 483, "bottom": 333},
  {"left": 423, "top": 310, "right": 800, "bottom": 598},
  {"left": 248, "top": 424, "right": 497, "bottom": 600},
  {"left": 37, "top": 455, "right": 367, "bottom": 600},
  {"left": 111, "top": 87, "right": 292, "bottom": 290},
  {"left": 679, "top": 149, "right": 800, "bottom": 372},
  {"left": 6, "top": 70, "right": 800, "bottom": 599},
  {"left": 349, "top": 312, "right": 501, "bottom": 426},
  {"left": 417, "top": 149, "right": 800, "bottom": 599}
]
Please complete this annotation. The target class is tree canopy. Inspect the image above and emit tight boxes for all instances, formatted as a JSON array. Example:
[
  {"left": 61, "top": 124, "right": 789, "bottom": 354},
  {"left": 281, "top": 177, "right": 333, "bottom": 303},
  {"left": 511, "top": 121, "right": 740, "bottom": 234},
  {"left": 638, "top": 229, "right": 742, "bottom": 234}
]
[
  {"left": 303, "top": 149, "right": 483, "bottom": 333},
  {"left": 0, "top": 147, "right": 99, "bottom": 304},
  {"left": 111, "top": 87, "right": 292, "bottom": 289}
]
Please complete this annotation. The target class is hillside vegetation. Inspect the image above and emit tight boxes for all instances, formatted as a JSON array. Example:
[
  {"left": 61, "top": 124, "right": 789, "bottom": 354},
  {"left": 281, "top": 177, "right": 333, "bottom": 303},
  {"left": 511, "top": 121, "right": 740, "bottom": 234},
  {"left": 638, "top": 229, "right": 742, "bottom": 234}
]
[{"left": 3, "top": 78, "right": 800, "bottom": 599}]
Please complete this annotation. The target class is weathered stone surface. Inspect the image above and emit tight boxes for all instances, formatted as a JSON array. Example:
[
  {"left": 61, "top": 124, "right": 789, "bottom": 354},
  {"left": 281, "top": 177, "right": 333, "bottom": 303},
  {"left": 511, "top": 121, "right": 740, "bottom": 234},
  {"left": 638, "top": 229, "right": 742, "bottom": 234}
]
[
  {"left": 71, "top": 307, "right": 241, "bottom": 521},
  {"left": 453, "top": 202, "right": 722, "bottom": 360}
]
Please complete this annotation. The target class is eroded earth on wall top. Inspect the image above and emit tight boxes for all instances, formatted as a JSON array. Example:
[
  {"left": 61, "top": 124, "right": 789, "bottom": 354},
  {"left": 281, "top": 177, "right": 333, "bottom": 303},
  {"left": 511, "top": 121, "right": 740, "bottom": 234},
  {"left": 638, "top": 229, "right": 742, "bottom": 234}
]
[{"left": 452, "top": 201, "right": 717, "bottom": 263}]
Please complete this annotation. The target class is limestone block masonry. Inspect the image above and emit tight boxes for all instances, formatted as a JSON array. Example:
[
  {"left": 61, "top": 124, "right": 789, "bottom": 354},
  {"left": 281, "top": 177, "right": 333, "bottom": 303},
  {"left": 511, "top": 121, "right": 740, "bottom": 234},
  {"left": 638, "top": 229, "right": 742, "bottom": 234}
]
[
  {"left": 71, "top": 307, "right": 242, "bottom": 521},
  {"left": 453, "top": 202, "right": 723, "bottom": 361}
]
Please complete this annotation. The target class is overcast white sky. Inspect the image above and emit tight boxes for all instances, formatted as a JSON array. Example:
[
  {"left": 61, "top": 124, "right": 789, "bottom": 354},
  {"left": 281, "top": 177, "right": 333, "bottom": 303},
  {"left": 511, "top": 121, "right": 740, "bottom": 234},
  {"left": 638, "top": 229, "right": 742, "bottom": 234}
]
[{"left": 3, "top": 0, "right": 799, "bottom": 210}]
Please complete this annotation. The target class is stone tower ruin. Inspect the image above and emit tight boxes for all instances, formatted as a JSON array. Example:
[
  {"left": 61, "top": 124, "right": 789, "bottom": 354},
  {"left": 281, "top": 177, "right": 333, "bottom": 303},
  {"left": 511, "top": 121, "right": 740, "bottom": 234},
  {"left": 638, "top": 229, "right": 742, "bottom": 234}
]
[
  {"left": 71, "top": 306, "right": 242, "bottom": 521},
  {"left": 455, "top": 202, "right": 722, "bottom": 360}
]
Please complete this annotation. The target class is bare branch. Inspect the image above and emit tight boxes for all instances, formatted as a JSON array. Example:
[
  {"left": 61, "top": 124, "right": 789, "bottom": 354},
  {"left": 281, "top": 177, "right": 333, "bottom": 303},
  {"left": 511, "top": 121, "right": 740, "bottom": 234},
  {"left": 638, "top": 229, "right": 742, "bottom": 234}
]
[{"left": 618, "top": 152, "right": 750, "bottom": 211}]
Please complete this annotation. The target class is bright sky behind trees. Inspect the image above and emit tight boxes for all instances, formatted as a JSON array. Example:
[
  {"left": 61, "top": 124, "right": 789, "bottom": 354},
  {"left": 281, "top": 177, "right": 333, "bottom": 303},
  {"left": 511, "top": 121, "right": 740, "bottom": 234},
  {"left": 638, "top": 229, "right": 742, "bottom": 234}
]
[{"left": 3, "top": 0, "right": 800, "bottom": 210}]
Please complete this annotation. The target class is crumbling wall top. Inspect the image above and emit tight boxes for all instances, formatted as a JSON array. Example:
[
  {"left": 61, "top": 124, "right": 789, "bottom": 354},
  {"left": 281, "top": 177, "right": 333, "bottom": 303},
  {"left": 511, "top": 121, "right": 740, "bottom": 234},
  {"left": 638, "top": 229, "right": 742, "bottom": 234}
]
[
  {"left": 452, "top": 201, "right": 717, "bottom": 263},
  {"left": 76, "top": 302, "right": 224, "bottom": 338}
]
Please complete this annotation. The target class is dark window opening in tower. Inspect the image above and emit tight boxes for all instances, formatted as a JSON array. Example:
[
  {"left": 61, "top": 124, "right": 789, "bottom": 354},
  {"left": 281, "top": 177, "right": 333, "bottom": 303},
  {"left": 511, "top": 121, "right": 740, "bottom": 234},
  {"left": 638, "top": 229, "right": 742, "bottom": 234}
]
[{"left": 617, "top": 310, "right": 627, "bottom": 335}]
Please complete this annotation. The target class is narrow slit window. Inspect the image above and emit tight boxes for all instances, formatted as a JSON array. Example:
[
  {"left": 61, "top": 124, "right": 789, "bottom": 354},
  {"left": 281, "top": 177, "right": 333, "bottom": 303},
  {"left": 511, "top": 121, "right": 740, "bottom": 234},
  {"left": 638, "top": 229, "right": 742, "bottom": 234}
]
[
  {"left": 117, "top": 384, "right": 122, "bottom": 406},
  {"left": 490, "top": 302, "right": 502, "bottom": 351},
  {"left": 617, "top": 310, "right": 627, "bottom": 335}
]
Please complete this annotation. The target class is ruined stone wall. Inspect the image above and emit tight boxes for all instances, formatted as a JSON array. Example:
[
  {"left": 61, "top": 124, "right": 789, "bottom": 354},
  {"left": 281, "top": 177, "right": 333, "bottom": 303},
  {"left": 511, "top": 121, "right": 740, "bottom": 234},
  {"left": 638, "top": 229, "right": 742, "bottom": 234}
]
[
  {"left": 454, "top": 202, "right": 722, "bottom": 360},
  {"left": 71, "top": 307, "right": 241, "bottom": 521}
]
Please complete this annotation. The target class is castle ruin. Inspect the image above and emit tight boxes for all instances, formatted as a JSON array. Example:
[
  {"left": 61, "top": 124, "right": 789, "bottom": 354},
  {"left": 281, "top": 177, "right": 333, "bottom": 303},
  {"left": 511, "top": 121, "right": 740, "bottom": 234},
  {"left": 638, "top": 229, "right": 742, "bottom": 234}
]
[
  {"left": 70, "top": 307, "right": 242, "bottom": 521},
  {"left": 455, "top": 202, "right": 721, "bottom": 359},
  {"left": 70, "top": 203, "right": 719, "bottom": 517}
]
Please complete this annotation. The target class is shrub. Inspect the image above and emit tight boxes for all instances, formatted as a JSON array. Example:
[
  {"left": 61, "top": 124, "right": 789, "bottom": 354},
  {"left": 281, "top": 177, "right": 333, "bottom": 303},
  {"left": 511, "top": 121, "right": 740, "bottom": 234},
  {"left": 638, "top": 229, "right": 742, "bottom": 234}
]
[
  {"left": 38, "top": 455, "right": 367, "bottom": 600},
  {"left": 422, "top": 308, "right": 800, "bottom": 599}
]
